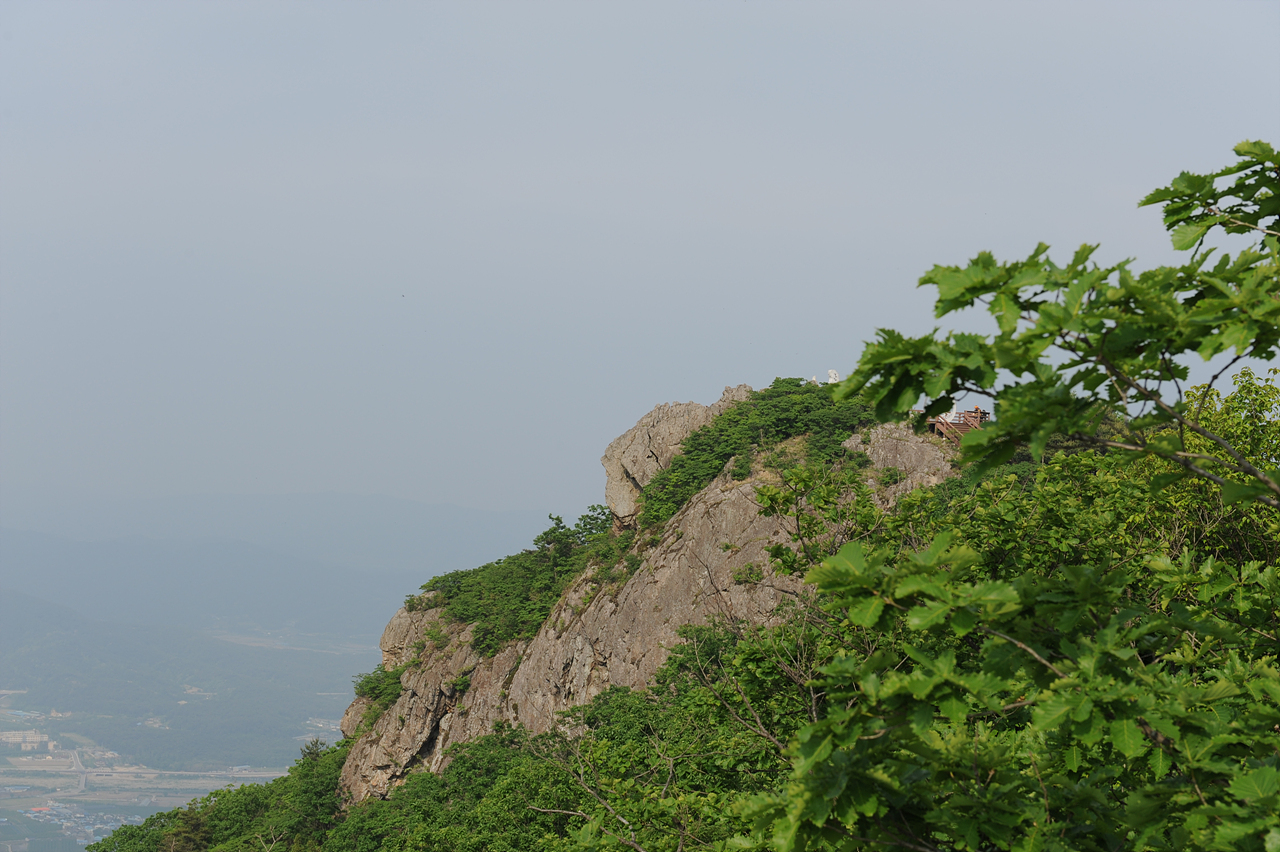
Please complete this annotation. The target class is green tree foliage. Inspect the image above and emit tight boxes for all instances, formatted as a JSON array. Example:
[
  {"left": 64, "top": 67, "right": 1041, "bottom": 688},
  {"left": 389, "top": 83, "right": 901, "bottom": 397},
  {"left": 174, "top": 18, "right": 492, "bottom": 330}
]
[
  {"left": 87, "top": 811, "right": 178, "bottom": 852},
  {"left": 87, "top": 739, "right": 350, "bottom": 852},
  {"left": 745, "top": 142, "right": 1280, "bottom": 852},
  {"left": 323, "top": 724, "right": 583, "bottom": 852},
  {"left": 285, "top": 738, "right": 351, "bottom": 845},
  {"left": 418, "top": 506, "right": 630, "bottom": 656},
  {"left": 836, "top": 140, "right": 1280, "bottom": 507},
  {"left": 882, "top": 381, "right": 1279, "bottom": 573},
  {"left": 748, "top": 454, "right": 1280, "bottom": 851},
  {"left": 756, "top": 457, "right": 877, "bottom": 576},
  {"left": 91, "top": 372, "right": 1279, "bottom": 852},
  {"left": 638, "top": 379, "right": 875, "bottom": 529},
  {"left": 532, "top": 616, "right": 834, "bottom": 852}
]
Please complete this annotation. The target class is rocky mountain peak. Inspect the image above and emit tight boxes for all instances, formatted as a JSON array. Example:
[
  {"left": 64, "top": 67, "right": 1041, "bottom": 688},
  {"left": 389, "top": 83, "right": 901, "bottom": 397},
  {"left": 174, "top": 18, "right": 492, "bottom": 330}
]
[
  {"left": 600, "top": 384, "right": 753, "bottom": 526},
  {"left": 336, "top": 384, "right": 955, "bottom": 804}
]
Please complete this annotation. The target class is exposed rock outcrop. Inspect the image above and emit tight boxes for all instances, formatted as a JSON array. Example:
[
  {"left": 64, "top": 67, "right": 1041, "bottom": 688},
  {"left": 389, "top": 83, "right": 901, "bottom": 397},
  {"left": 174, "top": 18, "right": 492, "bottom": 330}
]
[
  {"left": 848, "top": 421, "right": 957, "bottom": 506},
  {"left": 338, "top": 389, "right": 955, "bottom": 804},
  {"left": 338, "top": 464, "right": 799, "bottom": 803},
  {"left": 601, "top": 385, "right": 753, "bottom": 524},
  {"left": 339, "top": 697, "right": 373, "bottom": 740}
]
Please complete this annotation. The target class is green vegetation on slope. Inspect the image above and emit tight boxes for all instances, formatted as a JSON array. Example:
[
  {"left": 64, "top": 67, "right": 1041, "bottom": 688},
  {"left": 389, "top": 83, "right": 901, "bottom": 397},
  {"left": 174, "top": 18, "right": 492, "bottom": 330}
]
[
  {"left": 85, "top": 368, "right": 1280, "bottom": 852},
  {"left": 89, "top": 738, "right": 351, "bottom": 852},
  {"left": 637, "top": 377, "right": 876, "bottom": 528},
  {"left": 413, "top": 506, "right": 632, "bottom": 656},
  {"left": 349, "top": 662, "right": 412, "bottom": 729},
  {"left": 90, "top": 142, "right": 1280, "bottom": 852}
]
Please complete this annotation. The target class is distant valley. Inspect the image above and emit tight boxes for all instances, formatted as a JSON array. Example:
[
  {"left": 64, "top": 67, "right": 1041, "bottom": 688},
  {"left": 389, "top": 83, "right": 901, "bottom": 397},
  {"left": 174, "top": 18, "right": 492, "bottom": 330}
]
[{"left": 0, "top": 495, "right": 549, "bottom": 774}]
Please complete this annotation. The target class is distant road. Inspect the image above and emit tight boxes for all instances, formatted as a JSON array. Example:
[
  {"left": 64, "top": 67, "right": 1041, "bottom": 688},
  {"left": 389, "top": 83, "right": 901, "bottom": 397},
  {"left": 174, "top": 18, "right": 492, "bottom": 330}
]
[
  {"left": 3, "top": 750, "right": 282, "bottom": 799},
  {"left": 71, "top": 748, "right": 86, "bottom": 793},
  {"left": 82, "top": 768, "right": 283, "bottom": 780}
]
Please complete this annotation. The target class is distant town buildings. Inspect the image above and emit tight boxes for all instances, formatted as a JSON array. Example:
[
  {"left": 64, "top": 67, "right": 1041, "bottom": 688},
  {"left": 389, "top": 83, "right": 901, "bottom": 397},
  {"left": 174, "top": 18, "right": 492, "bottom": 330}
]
[
  {"left": 17, "top": 800, "right": 146, "bottom": 846},
  {"left": 0, "top": 729, "right": 51, "bottom": 751}
]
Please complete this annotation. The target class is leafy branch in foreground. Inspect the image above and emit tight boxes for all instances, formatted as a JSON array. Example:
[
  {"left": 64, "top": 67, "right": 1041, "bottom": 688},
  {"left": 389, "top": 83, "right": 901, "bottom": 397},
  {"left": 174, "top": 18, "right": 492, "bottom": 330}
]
[
  {"left": 835, "top": 140, "right": 1280, "bottom": 507},
  {"left": 746, "top": 531, "right": 1280, "bottom": 852}
]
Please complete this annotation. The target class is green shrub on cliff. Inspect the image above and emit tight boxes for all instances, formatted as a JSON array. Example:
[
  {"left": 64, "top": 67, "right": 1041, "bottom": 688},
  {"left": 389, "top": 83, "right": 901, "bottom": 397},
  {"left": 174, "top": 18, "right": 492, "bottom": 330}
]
[
  {"left": 87, "top": 738, "right": 351, "bottom": 852},
  {"left": 351, "top": 662, "right": 411, "bottom": 728},
  {"left": 420, "top": 506, "right": 631, "bottom": 656},
  {"left": 637, "top": 378, "right": 875, "bottom": 529}
]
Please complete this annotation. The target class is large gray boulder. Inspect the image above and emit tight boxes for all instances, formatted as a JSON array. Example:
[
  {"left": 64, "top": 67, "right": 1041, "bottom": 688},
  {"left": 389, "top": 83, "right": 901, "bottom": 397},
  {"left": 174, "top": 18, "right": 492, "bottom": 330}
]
[
  {"left": 600, "top": 385, "right": 752, "bottom": 525},
  {"left": 846, "top": 421, "right": 957, "bottom": 507}
]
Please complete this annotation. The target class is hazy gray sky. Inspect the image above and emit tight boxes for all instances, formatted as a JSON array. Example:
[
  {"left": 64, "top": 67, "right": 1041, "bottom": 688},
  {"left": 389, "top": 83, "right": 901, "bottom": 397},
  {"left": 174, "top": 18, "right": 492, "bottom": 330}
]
[{"left": 3, "top": 2, "right": 1278, "bottom": 521}]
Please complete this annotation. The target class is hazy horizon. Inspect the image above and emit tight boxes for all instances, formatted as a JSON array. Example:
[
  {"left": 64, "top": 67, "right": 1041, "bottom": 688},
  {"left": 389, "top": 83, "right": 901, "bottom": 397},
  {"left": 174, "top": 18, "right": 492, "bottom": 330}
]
[{"left": 4, "top": 2, "right": 1278, "bottom": 529}]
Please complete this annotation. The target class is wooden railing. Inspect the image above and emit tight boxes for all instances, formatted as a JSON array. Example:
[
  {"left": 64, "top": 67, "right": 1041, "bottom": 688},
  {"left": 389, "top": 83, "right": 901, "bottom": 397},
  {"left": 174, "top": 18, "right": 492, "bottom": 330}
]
[{"left": 921, "top": 407, "right": 989, "bottom": 446}]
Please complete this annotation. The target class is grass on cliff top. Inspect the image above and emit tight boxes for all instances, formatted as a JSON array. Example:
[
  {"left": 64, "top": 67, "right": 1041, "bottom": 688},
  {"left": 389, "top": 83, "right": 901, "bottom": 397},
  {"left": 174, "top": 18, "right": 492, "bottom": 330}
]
[
  {"left": 411, "top": 507, "right": 634, "bottom": 657},
  {"left": 636, "top": 378, "right": 876, "bottom": 529}
]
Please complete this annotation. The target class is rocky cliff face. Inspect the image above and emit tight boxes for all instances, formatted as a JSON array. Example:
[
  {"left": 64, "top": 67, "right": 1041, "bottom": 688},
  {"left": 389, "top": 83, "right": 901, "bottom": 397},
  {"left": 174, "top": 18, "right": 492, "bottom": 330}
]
[
  {"left": 600, "top": 384, "right": 753, "bottom": 525},
  {"left": 848, "top": 422, "right": 957, "bottom": 507},
  {"left": 338, "top": 387, "right": 788, "bottom": 802},
  {"left": 338, "top": 469, "right": 800, "bottom": 801},
  {"left": 337, "top": 389, "right": 948, "bottom": 803}
]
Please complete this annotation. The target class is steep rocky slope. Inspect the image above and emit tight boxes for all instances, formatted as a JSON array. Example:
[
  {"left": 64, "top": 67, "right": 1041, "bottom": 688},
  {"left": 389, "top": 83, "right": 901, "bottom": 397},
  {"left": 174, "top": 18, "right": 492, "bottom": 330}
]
[
  {"left": 847, "top": 422, "right": 955, "bottom": 507},
  {"left": 338, "top": 388, "right": 956, "bottom": 802},
  {"left": 600, "top": 384, "right": 753, "bottom": 524}
]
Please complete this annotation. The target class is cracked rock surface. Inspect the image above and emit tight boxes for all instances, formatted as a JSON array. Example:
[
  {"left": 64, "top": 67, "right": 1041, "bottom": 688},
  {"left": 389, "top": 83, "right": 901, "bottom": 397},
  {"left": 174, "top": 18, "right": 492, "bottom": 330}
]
[
  {"left": 847, "top": 421, "right": 957, "bottom": 507},
  {"left": 337, "top": 464, "right": 801, "bottom": 803},
  {"left": 600, "top": 384, "right": 753, "bottom": 525},
  {"left": 338, "top": 397, "right": 963, "bottom": 803}
]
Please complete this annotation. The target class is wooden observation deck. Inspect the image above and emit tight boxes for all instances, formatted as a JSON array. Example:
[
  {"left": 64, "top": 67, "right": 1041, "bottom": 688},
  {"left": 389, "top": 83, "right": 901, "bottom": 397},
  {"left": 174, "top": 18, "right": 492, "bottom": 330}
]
[{"left": 914, "top": 406, "right": 990, "bottom": 446}]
